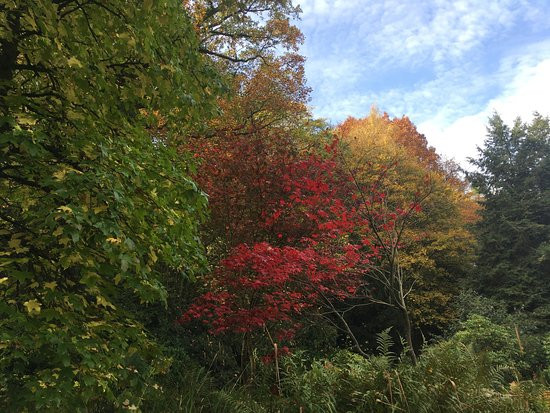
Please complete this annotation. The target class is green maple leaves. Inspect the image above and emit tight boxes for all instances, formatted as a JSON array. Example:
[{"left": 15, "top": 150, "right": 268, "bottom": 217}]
[{"left": 0, "top": 0, "right": 219, "bottom": 409}]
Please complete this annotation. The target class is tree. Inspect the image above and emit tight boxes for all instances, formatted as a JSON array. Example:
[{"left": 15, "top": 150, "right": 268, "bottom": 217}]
[
  {"left": 336, "top": 110, "right": 477, "bottom": 359},
  {"left": 185, "top": 51, "right": 312, "bottom": 253},
  {"left": 468, "top": 113, "right": 550, "bottom": 332},
  {"left": 181, "top": 143, "right": 380, "bottom": 367},
  {"left": 208, "top": 53, "right": 311, "bottom": 136},
  {"left": 0, "top": 1, "right": 221, "bottom": 409},
  {"left": 184, "top": 0, "right": 302, "bottom": 66}
]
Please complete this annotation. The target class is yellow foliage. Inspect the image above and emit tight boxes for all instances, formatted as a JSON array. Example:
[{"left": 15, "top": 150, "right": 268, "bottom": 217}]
[
  {"left": 23, "top": 299, "right": 41, "bottom": 315},
  {"left": 336, "top": 109, "right": 477, "bottom": 330}
]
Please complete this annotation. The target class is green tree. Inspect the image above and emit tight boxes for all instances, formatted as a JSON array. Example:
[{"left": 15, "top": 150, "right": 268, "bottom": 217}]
[
  {"left": 468, "top": 113, "right": 550, "bottom": 332},
  {"left": 0, "top": 1, "right": 221, "bottom": 409}
]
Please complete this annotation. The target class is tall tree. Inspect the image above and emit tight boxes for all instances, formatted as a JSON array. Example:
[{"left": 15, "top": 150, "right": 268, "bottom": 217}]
[
  {"left": 0, "top": 1, "right": 221, "bottom": 409},
  {"left": 468, "top": 113, "right": 550, "bottom": 330},
  {"left": 337, "top": 110, "right": 477, "bottom": 354},
  {"left": 180, "top": 142, "right": 384, "bottom": 365}
]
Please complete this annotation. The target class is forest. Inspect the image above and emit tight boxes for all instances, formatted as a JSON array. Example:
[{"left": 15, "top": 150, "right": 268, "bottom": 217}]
[{"left": 1, "top": 1, "right": 549, "bottom": 412}]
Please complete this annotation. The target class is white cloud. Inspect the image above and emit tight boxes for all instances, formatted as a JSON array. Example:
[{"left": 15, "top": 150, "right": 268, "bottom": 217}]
[
  {"left": 417, "top": 56, "right": 550, "bottom": 168},
  {"left": 298, "top": 0, "right": 524, "bottom": 69},
  {"left": 297, "top": 0, "right": 357, "bottom": 22},
  {"left": 369, "top": 0, "right": 515, "bottom": 67},
  {"left": 295, "top": 0, "right": 550, "bottom": 168},
  {"left": 310, "top": 61, "right": 492, "bottom": 123}
]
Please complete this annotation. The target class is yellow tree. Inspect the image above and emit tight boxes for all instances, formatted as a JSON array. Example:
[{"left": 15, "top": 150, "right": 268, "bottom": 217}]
[{"left": 336, "top": 109, "right": 477, "bottom": 358}]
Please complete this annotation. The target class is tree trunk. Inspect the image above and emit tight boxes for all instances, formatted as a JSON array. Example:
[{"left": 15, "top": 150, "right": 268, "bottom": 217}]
[
  {"left": 333, "top": 309, "right": 368, "bottom": 357},
  {"left": 402, "top": 306, "right": 417, "bottom": 364}
]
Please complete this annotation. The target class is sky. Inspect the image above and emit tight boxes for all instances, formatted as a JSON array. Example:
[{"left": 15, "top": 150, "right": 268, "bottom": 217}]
[{"left": 292, "top": 0, "right": 550, "bottom": 167}]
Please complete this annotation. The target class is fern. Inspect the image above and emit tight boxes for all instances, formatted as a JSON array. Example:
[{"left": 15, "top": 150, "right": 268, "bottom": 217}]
[
  {"left": 209, "top": 390, "right": 269, "bottom": 413},
  {"left": 376, "top": 327, "right": 395, "bottom": 362}
]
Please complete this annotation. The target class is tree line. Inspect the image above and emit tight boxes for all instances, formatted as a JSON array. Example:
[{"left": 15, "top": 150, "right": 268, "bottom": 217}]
[{"left": 1, "top": 1, "right": 549, "bottom": 411}]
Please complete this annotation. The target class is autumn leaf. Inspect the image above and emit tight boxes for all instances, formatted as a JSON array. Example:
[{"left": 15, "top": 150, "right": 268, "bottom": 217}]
[
  {"left": 67, "top": 56, "right": 82, "bottom": 68},
  {"left": 24, "top": 299, "right": 41, "bottom": 315}
]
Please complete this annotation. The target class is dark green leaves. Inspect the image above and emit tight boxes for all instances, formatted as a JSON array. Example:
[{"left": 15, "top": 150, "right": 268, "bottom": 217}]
[
  {"left": 0, "top": 0, "right": 220, "bottom": 409},
  {"left": 468, "top": 113, "right": 550, "bottom": 330}
]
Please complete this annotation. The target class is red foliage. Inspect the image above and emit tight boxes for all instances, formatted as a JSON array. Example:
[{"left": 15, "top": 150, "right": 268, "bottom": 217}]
[
  {"left": 180, "top": 241, "right": 362, "bottom": 336},
  {"left": 180, "top": 142, "right": 383, "bottom": 341},
  {"left": 190, "top": 133, "right": 295, "bottom": 249}
]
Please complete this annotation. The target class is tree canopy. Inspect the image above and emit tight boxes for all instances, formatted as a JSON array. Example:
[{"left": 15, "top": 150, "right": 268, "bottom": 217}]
[
  {"left": 1, "top": 0, "right": 219, "bottom": 408},
  {"left": 468, "top": 113, "right": 550, "bottom": 331},
  {"left": 1, "top": 2, "right": 549, "bottom": 411}
]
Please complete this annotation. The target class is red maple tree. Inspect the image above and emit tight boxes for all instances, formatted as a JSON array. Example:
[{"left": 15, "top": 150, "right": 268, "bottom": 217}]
[{"left": 179, "top": 140, "right": 401, "bottom": 355}]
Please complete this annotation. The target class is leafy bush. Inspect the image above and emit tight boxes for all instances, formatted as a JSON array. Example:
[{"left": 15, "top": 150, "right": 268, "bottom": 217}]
[
  {"left": 452, "top": 315, "right": 519, "bottom": 367},
  {"left": 543, "top": 334, "right": 550, "bottom": 382},
  {"left": 272, "top": 328, "right": 549, "bottom": 412}
]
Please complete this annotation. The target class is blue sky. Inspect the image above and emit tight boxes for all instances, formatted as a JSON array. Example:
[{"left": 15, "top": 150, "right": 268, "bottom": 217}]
[{"left": 293, "top": 0, "right": 550, "bottom": 167}]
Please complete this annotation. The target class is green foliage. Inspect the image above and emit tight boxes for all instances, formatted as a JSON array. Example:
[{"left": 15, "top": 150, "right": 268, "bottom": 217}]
[
  {"left": 275, "top": 329, "right": 548, "bottom": 413},
  {"left": 452, "top": 315, "right": 519, "bottom": 367},
  {"left": 142, "top": 364, "right": 271, "bottom": 412},
  {"left": 468, "top": 113, "right": 550, "bottom": 331},
  {"left": 451, "top": 293, "right": 549, "bottom": 377},
  {"left": 0, "top": 0, "right": 220, "bottom": 409},
  {"left": 451, "top": 290, "right": 510, "bottom": 327},
  {"left": 376, "top": 327, "right": 396, "bottom": 361},
  {"left": 281, "top": 353, "right": 339, "bottom": 412},
  {"left": 543, "top": 334, "right": 550, "bottom": 382},
  {"left": 143, "top": 362, "right": 264, "bottom": 413}
]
